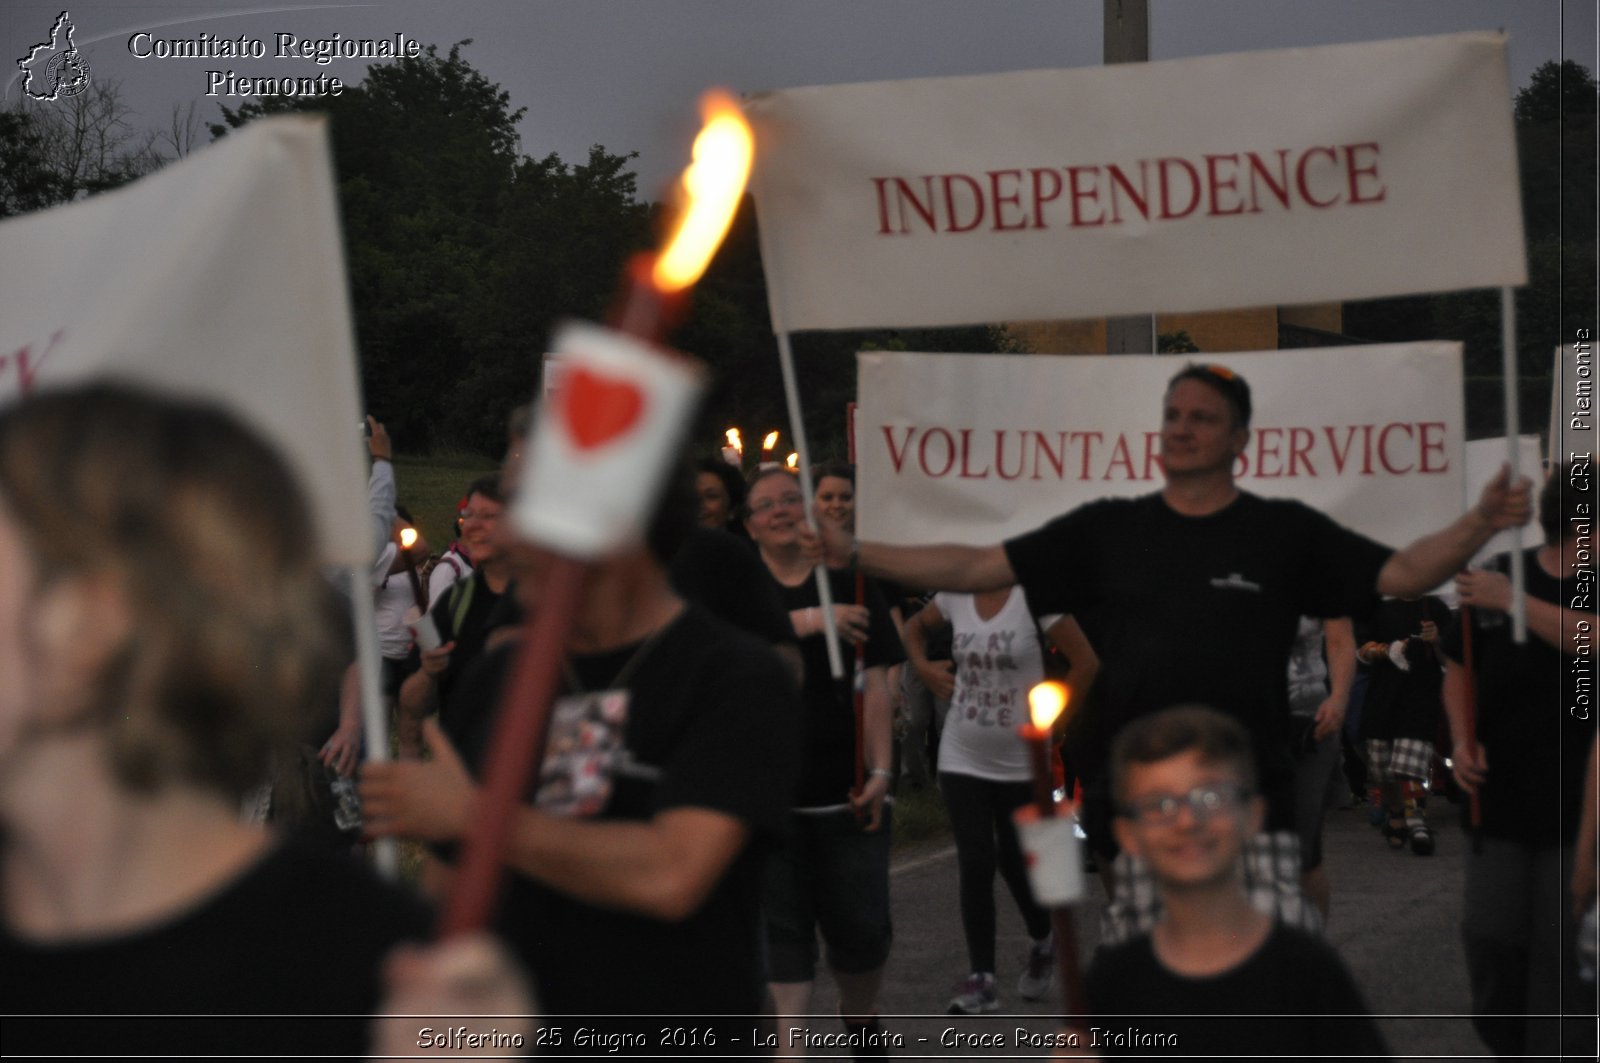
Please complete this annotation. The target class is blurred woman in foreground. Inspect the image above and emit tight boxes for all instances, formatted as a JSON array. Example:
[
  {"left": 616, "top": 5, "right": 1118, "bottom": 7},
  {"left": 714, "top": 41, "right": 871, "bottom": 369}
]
[{"left": 0, "top": 383, "right": 437, "bottom": 1056}]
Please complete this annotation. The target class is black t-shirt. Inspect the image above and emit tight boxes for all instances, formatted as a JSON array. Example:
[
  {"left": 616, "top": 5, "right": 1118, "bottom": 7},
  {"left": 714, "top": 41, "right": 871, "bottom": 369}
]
[
  {"left": 770, "top": 567, "right": 906, "bottom": 807},
  {"left": 428, "top": 567, "right": 514, "bottom": 714},
  {"left": 1086, "top": 922, "right": 1389, "bottom": 1059},
  {"left": 446, "top": 606, "right": 800, "bottom": 1018},
  {"left": 1355, "top": 596, "right": 1450, "bottom": 743},
  {"left": 1443, "top": 548, "right": 1596, "bottom": 845},
  {"left": 0, "top": 840, "right": 432, "bottom": 1058},
  {"left": 669, "top": 526, "right": 797, "bottom": 647},
  {"left": 1005, "top": 493, "right": 1391, "bottom": 787}
]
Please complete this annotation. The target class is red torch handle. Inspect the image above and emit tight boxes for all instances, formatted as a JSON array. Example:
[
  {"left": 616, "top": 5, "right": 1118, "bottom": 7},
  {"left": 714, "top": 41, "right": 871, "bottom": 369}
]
[
  {"left": 1023, "top": 724, "right": 1089, "bottom": 1026},
  {"left": 438, "top": 559, "right": 586, "bottom": 937},
  {"left": 1460, "top": 605, "right": 1481, "bottom": 830}
]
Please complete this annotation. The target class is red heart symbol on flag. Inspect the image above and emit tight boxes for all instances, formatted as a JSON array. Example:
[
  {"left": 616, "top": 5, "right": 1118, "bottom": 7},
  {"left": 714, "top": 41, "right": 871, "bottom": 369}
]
[{"left": 560, "top": 366, "right": 646, "bottom": 450}]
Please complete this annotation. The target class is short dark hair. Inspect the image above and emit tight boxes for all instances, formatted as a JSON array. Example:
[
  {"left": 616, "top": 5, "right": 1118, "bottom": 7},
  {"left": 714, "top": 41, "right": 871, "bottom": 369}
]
[
  {"left": 463, "top": 474, "right": 503, "bottom": 506},
  {"left": 1110, "top": 705, "right": 1258, "bottom": 806},
  {"left": 1167, "top": 363, "right": 1252, "bottom": 431},
  {"left": 695, "top": 456, "right": 747, "bottom": 514},
  {"left": 1540, "top": 458, "right": 1595, "bottom": 544},
  {"left": 810, "top": 463, "right": 855, "bottom": 489}
]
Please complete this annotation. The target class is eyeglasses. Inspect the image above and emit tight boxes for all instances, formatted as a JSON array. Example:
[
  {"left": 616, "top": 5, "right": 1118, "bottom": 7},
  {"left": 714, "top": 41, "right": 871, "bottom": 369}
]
[
  {"left": 1119, "top": 783, "right": 1251, "bottom": 825},
  {"left": 749, "top": 492, "right": 804, "bottom": 516}
]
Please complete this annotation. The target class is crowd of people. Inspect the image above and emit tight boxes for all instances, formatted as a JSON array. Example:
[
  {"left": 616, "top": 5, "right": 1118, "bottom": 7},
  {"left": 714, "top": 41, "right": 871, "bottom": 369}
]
[{"left": 0, "top": 363, "right": 1594, "bottom": 1059}]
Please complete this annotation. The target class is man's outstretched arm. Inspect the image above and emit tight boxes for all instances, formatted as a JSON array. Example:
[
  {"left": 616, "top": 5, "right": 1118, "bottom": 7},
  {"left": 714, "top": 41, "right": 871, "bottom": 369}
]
[
  {"left": 803, "top": 511, "right": 1016, "bottom": 593},
  {"left": 1377, "top": 465, "right": 1532, "bottom": 597}
]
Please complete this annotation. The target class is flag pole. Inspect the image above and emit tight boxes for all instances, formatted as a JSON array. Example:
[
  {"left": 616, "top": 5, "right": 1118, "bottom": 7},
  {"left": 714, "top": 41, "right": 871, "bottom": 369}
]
[
  {"left": 776, "top": 328, "right": 847, "bottom": 683},
  {"left": 347, "top": 569, "right": 399, "bottom": 879},
  {"left": 1500, "top": 286, "right": 1527, "bottom": 643}
]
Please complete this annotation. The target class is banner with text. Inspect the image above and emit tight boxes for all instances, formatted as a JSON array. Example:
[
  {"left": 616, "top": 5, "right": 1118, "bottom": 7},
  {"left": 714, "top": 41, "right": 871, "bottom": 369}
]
[
  {"left": 0, "top": 116, "right": 371, "bottom": 564},
  {"left": 856, "top": 344, "right": 1463, "bottom": 550},
  {"left": 746, "top": 33, "right": 1524, "bottom": 332}
]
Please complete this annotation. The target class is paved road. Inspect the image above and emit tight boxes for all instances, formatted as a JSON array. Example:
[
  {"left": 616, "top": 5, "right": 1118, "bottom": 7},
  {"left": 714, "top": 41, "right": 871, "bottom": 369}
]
[{"left": 797, "top": 796, "right": 1501, "bottom": 1060}]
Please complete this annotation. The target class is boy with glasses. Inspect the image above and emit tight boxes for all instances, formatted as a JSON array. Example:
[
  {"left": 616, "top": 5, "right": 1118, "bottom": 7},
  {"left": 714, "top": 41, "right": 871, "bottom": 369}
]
[{"left": 1085, "top": 705, "right": 1388, "bottom": 1058}]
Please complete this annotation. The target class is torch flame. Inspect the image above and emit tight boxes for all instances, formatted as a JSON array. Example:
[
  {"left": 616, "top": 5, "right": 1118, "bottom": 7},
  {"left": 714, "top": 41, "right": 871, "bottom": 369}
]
[
  {"left": 399, "top": 527, "right": 418, "bottom": 550},
  {"left": 652, "top": 90, "right": 754, "bottom": 294},
  {"left": 1028, "top": 681, "right": 1069, "bottom": 731},
  {"left": 725, "top": 428, "right": 743, "bottom": 454},
  {"left": 785, "top": 452, "right": 799, "bottom": 470},
  {"left": 762, "top": 430, "right": 779, "bottom": 452}
]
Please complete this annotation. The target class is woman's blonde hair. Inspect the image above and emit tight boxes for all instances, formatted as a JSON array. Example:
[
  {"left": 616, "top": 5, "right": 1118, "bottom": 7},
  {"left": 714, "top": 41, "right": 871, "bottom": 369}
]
[{"left": 0, "top": 383, "right": 343, "bottom": 798}]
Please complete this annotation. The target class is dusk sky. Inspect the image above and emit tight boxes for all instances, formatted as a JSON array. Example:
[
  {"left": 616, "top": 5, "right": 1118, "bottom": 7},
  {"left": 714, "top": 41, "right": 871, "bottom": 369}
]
[{"left": 5, "top": 1, "right": 1596, "bottom": 192}]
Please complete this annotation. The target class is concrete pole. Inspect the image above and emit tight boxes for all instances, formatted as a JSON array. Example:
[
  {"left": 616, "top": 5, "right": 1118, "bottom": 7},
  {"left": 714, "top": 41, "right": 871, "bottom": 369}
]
[{"left": 1103, "top": 0, "right": 1156, "bottom": 354}]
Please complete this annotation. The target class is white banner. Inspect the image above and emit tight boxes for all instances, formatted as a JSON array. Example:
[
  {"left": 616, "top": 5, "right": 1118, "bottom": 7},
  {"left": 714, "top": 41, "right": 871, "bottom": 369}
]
[
  {"left": 856, "top": 344, "right": 1464, "bottom": 551},
  {"left": 746, "top": 33, "right": 1525, "bottom": 332},
  {"left": 0, "top": 116, "right": 371, "bottom": 563}
]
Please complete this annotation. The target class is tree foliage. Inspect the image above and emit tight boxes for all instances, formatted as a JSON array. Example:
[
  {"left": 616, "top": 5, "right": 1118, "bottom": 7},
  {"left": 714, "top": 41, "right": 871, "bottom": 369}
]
[
  {"left": 0, "top": 81, "right": 162, "bottom": 216},
  {"left": 211, "top": 43, "right": 650, "bottom": 452}
]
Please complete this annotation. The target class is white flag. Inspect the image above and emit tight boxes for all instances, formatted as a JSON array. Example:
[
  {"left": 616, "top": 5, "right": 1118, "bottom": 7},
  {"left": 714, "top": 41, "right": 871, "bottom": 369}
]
[{"left": 0, "top": 116, "right": 372, "bottom": 563}]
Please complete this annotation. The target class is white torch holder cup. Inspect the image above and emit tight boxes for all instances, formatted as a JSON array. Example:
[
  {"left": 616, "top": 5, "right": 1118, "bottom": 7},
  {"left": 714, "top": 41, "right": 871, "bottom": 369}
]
[
  {"left": 406, "top": 606, "right": 442, "bottom": 652},
  {"left": 1014, "top": 807, "right": 1087, "bottom": 905}
]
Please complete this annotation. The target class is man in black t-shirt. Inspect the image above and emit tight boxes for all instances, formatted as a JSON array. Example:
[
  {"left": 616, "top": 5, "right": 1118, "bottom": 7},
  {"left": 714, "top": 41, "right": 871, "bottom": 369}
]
[
  {"left": 810, "top": 364, "right": 1531, "bottom": 929},
  {"left": 1444, "top": 461, "right": 1597, "bottom": 1059},
  {"left": 362, "top": 467, "right": 801, "bottom": 1041}
]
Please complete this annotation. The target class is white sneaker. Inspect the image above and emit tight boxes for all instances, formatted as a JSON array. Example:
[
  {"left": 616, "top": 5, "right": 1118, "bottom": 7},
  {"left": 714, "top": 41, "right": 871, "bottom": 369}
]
[
  {"left": 947, "top": 972, "right": 998, "bottom": 1014},
  {"left": 1017, "top": 939, "right": 1055, "bottom": 1001}
]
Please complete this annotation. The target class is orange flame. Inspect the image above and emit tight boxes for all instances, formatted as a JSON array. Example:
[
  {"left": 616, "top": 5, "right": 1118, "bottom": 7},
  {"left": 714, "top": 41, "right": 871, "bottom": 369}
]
[
  {"left": 1028, "top": 681, "right": 1068, "bottom": 731},
  {"left": 762, "top": 430, "right": 779, "bottom": 452},
  {"left": 653, "top": 90, "right": 753, "bottom": 293},
  {"left": 785, "top": 452, "right": 799, "bottom": 470},
  {"left": 725, "top": 428, "right": 743, "bottom": 454},
  {"left": 399, "top": 527, "right": 419, "bottom": 550}
]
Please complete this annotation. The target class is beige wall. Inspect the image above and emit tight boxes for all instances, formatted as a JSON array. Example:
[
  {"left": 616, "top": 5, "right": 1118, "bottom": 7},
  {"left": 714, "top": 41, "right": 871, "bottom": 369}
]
[{"left": 1005, "top": 302, "right": 1344, "bottom": 354}]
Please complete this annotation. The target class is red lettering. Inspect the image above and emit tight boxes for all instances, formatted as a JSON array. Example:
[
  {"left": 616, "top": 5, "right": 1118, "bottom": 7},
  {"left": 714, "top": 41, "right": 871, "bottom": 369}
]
[
  {"left": 1343, "top": 142, "right": 1386, "bottom": 204},
  {"left": 995, "top": 431, "right": 1025, "bottom": 480},
  {"left": 1029, "top": 168, "right": 1062, "bottom": 230},
  {"left": 1142, "top": 431, "right": 1163, "bottom": 480},
  {"left": 1031, "top": 431, "right": 1067, "bottom": 479},
  {"left": 1066, "top": 166, "right": 1104, "bottom": 227},
  {"left": 1295, "top": 146, "right": 1341, "bottom": 208},
  {"left": 1378, "top": 422, "right": 1416, "bottom": 474},
  {"left": 1418, "top": 422, "right": 1448, "bottom": 473},
  {"left": 958, "top": 428, "right": 990, "bottom": 478},
  {"left": 942, "top": 174, "right": 985, "bottom": 233},
  {"left": 1287, "top": 427, "right": 1316, "bottom": 476},
  {"left": 1245, "top": 149, "right": 1291, "bottom": 211},
  {"left": 872, "top": 177, "right": 893, "bottom": 234},
  {"left": 1204, "top": 153, "right": 1245, "bottom": 216},
  {"left": 919, "top": 428, "right": 956, "bottom": 477},
  {"left": 1104, "top": 433, "right": 1136, "bottom": 480},
  {"left": 876, "top": 176, "right": 938, "bottom": 234},
  {"left": 988, "top": 170, "right": 1026, "bottom": 231},
  {"left": 1254, "top": 427, "right": 1284, "bottom": 478},
  {"left": 0, "top": 331, "right": 61, "bottom": 397},
  {"left": 1072, "top": 431, "right": 1103, "bottom": 480},
  {"left": 1157, "top": 157, "right": 1201, "bottom": 219},
  {"left": 1106, "top": 161, "right": 1150, "bottom": 224},
  {"left": 1325, "top": 425, "right": 1357, "bottom": 475},
  {"left": 882, "top": 426, "right": 915, "bottom": 473},
  {"left": 1360, "top": 424, "right": 1376, "bottom": 475}
]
